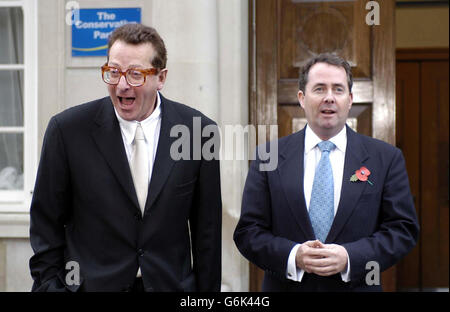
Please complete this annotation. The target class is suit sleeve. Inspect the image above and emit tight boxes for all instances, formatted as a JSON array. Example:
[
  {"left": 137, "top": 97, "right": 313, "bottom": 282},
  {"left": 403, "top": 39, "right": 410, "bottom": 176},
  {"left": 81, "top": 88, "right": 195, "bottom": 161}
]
[
  {"left": 233, "top": 150, "right": 297, "bottom": 279},
  {"left": 342, "top": 148, "right": 419, "bottom": 283},
  {"left": 190, "top": 122, "right": 222, "bottom": 291},
  {"left": 29, "top": 117, "right": 72, "bottom": 292}
]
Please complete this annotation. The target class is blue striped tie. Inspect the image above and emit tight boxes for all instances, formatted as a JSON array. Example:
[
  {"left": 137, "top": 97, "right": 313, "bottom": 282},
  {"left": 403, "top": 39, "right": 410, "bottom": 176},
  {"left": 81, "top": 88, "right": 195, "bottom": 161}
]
[{"left": 308, "top": 141, "right": 336, "bottom": 242}]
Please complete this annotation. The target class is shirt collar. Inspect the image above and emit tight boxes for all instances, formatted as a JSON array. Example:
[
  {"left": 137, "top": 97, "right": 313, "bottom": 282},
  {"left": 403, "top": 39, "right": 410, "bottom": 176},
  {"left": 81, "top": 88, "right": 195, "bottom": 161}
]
[
  {"left": 114, "top": 92, "right": 162, "bottom": 145},
  {"left": 304, "top": 125, "right": 347, "bottom": 154}
]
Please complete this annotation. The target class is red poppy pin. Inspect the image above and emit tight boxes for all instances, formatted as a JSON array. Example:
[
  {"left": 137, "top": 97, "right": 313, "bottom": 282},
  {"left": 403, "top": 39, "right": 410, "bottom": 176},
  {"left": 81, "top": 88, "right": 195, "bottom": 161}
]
[{"left": 350, "top": 166, "right": 373, "bottom": 186}]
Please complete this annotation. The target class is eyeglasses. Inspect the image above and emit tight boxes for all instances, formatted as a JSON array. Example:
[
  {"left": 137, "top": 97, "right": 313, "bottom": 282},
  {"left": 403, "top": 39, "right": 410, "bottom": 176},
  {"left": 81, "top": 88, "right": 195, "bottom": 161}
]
[{"left": 101, "top": 63, "right": 159, "bottom": 87}]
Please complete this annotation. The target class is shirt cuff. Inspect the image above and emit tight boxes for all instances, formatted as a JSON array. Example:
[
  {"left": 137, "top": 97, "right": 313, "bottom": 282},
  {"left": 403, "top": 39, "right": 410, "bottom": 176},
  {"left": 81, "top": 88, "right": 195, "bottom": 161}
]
[
  {"left": 286, "top": 244, "right": 304, "bottom": 282},
  {"left": 340, "top": 251, "right": 351, "bottom": 282}
]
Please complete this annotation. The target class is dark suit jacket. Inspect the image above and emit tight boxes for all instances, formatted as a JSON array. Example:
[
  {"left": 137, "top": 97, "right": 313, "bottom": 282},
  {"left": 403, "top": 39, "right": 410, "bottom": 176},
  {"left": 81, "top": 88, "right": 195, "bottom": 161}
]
[
  {"left": 233, "top": 126, "right": 419, "bottom": 291},
  {"left": 29, "top": 94, "right": 222, "bottom": 292}
]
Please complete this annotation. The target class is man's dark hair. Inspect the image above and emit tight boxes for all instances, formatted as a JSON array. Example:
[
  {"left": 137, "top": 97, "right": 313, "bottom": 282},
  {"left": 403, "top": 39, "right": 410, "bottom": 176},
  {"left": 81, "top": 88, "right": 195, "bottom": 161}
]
[
  {"left": 298, "top": 53, "right": 353, "bottom": 93},
  {"left": 107, "top": 24, "right": 167, "bottom": 69}
]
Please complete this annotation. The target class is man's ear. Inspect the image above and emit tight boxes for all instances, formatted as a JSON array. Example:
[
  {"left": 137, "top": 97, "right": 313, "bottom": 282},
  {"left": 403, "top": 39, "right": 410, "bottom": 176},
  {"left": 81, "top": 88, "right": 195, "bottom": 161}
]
[
  {"left": 157, "top": 69, "right": 168, "bottom": 91},
  {"left": 298, "top": 90, "right": 305, "bottom": 109},
  {"left": 348, "top": 92, "right": 353, "bottom": 110}
]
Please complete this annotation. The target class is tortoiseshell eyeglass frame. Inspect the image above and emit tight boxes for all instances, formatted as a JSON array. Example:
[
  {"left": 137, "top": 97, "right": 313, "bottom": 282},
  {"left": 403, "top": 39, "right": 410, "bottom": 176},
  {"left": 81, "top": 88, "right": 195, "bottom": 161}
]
[{"left": 101, "top": 63, "right": 159, "bottom": 87}]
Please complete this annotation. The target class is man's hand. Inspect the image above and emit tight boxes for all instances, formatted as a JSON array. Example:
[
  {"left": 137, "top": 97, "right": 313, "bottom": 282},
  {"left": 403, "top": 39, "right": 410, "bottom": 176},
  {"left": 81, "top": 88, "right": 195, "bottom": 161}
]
[{"left": 295, "top": 240, "right": 348, "bottom": 276}]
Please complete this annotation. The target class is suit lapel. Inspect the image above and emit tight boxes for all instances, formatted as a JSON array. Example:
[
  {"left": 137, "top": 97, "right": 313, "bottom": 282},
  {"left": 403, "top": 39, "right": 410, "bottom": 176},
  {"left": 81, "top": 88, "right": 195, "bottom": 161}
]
[
  {"left": 326, "top": 126, "right": 370, "bottom": 243},
  {"left": 91, "top": 97, "right": 140, "bottom": 211},
  {"left": 277, "top": 128, "right": 316, "bottom": 240},
  {"left": 145, "top": 94, "right": 177, "bottom": 211}
]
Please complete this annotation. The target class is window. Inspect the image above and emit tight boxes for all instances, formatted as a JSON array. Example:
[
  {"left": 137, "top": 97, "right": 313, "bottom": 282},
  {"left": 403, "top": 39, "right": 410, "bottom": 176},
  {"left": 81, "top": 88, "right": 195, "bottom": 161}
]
[{"left": 0, "top": 1, "right": 37, "bottom": 212}]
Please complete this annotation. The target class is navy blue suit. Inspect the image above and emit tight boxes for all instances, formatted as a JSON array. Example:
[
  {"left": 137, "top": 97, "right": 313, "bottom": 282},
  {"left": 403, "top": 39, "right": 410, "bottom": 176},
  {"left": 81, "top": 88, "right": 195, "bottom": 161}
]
[{"left": 234, "top": 126, "right": 419, "bottom": 291}]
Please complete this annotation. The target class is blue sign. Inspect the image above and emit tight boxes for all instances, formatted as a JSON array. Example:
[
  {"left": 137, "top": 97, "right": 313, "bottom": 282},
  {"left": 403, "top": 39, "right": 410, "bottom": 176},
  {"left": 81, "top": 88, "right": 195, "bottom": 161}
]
[{"left": 71, "top": 8, "right": 141, "bottom": 57}]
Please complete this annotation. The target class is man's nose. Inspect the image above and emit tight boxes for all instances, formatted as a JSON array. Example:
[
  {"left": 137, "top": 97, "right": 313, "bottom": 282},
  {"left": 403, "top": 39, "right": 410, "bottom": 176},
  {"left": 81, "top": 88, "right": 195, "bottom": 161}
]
[
  {"left": 117, "top": 75, "right": 130, "bottom": 91},
  {"left": 323, "top": 89, "right": 335, "bottom": 103}
]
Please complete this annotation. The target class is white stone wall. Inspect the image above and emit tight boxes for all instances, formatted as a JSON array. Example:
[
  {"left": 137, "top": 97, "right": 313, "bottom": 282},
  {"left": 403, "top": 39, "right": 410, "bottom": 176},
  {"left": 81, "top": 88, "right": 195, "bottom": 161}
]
[
  {"left": 0, "top": 0, "right": 249, "bottom": 291},
  {"left": 0, "top": 239, "right": 34, "bottom": 291}
]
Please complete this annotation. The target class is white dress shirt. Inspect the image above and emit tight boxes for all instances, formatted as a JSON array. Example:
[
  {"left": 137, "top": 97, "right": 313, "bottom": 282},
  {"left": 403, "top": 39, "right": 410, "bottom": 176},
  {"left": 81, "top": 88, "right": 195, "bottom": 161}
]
[
  {"left": 286, "top": 125, "right": 351, "bottom": 283},
  {"left": 114, "top": 92, "right": 162, "bottom": 278},
  {"left": 114, "top": 92, "right": 162, "bottom": 184}
]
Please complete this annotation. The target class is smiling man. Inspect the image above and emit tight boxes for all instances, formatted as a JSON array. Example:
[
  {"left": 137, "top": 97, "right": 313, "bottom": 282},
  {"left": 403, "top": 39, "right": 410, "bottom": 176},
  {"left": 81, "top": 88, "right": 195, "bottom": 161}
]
[
  {"left": 234, "top": 53, "right": 419, "bottom": 291},
  {"left": 29, "top": 24, "right": 222, "bottom": 292}
]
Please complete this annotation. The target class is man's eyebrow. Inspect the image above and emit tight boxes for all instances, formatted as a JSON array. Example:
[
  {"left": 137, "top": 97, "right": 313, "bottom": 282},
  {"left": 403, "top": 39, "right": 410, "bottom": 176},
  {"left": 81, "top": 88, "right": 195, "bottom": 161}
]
[
  {"left": 311, "top": 82, "right": 346, "bottom": 87},
  {"left": 128, "top": 64, "right": 145, "bottom": 69},
  {"left": 107, "top": 62, "right": 145, "bottom": 69}
]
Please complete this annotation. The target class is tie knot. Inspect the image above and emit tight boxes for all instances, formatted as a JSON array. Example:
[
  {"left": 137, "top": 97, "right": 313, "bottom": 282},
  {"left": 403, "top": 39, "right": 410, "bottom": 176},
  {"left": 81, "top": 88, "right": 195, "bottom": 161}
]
[
  {"left": 134, "top": 123, "right": 145, "bottom": 141},
  {"left": 318, "top": 141, "right": 335, "bottom": 153}
]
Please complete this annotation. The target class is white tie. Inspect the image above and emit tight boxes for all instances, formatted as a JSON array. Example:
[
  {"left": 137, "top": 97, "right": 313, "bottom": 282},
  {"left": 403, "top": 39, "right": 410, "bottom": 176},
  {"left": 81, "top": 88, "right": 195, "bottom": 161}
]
[{"left": 130, "top": 123, "right": 149, "bottom": 215}]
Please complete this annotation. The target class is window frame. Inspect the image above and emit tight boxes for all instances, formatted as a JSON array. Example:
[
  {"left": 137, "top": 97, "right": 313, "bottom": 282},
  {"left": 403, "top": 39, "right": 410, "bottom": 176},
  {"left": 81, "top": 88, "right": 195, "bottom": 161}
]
[{"left": 0, "top": 0, "right": 38, "bottom": 213}]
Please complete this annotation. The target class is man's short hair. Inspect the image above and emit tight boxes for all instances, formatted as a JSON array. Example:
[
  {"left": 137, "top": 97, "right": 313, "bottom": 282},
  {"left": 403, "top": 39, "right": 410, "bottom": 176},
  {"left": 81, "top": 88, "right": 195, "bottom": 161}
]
[
  {"left": 298, "top": 53, "right": 353, "bottom": 93},
  {"left": 107, "top": 24, "right": 167, "bottom": 70}
]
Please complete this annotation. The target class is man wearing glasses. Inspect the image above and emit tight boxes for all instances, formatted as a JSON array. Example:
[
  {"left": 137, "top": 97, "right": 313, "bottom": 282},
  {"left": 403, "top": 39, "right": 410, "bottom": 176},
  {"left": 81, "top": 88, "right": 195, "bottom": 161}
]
[{"left": 29, "top": 24, "right": 222, "bottom": 292}]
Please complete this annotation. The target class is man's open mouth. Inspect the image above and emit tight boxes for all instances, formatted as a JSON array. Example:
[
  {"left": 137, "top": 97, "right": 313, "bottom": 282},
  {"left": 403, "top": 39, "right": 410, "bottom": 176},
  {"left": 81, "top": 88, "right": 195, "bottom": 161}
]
[
  {"left": 321, "top": 109, "right": 336, "bottom": 115},
  {"left": 118, "top": 96, "right": 136, "bottom": 105}
]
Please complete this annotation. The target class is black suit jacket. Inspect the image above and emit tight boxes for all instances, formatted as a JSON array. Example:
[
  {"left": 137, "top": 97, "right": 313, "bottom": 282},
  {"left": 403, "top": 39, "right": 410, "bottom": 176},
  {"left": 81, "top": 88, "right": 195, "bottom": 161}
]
[
  {"left": 234, "top": 126, "right": 419, "bottom": 291},
  {"left": 29, "top": 95, "right": 222, "bottom": 291}
]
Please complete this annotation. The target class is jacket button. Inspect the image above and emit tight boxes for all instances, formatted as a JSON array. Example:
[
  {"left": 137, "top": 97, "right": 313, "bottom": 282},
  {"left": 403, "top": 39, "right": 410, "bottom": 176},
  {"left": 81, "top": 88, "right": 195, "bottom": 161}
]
[
  {"left": 134, "top": 213, "right": 141, "bottom": 220},
  {"left": 138, "top": 249, "right": 144, "bottom": 257}
]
